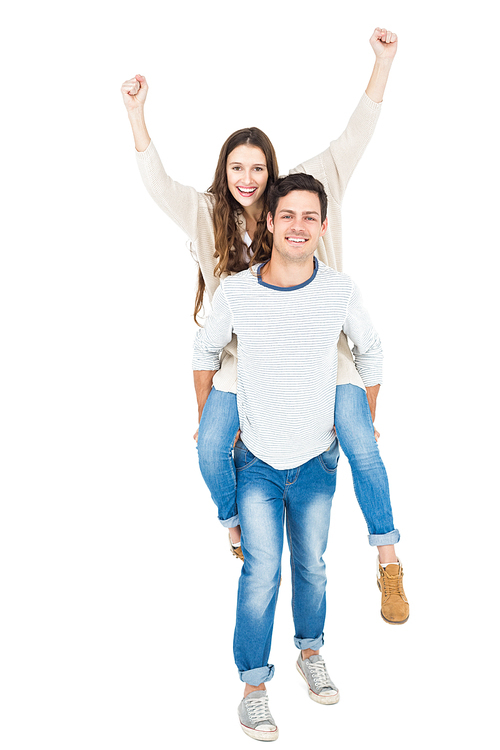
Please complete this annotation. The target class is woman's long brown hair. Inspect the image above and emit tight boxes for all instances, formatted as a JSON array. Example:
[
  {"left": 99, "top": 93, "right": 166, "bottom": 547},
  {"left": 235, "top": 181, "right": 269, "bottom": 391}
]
[{"left": 193, "top": 127, "right": 279, "bottom": 324}]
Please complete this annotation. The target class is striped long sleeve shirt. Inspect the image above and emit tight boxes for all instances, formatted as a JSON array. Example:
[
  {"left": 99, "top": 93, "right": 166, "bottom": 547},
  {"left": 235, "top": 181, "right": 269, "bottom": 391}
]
[{"left": 193, "top": 260, "right": 383, "bottom": 470}]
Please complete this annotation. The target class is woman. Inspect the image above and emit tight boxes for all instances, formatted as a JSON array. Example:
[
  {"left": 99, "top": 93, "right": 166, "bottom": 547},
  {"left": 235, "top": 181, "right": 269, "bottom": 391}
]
[{"left": 121, "top": 28, "right": 408, "bottom": 625}]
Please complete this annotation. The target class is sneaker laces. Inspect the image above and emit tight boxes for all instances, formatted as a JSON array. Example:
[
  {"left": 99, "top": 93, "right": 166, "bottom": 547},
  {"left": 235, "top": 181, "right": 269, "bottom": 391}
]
[
  {"left": 308, "top": 659, "right": 334, "bottom": 691},
  {"left": 246, "top": 693, "right": 273, "bottom": 724}
]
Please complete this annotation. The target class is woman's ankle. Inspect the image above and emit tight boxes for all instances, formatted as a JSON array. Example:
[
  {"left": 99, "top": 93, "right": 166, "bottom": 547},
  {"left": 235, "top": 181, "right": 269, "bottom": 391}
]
[{"left": 229, "top": 525, "right": 241, "bottom": 544}]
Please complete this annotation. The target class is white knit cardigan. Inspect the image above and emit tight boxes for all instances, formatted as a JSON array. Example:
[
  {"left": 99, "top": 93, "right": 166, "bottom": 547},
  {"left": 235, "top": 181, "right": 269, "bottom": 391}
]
[{"left": 136, "top": 92, "right": 382, "bottom": 393}]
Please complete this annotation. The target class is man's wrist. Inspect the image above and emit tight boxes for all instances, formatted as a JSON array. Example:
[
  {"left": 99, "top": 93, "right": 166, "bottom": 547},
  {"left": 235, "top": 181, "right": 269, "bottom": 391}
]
[
  {"left": 365, "top": 384, "right": 381, "bottom": 422},
  {"left": 197, "top": 391, "right": 211, "bottom": 418},
  {"left": 194, "top": 369, "right": 217, "bottom": 422}
]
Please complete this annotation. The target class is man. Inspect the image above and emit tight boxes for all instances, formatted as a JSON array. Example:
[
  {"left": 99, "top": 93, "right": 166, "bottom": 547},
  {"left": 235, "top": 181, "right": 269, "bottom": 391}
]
[{"left": 193, "top": 173, "right": 408, "bottom": 741}]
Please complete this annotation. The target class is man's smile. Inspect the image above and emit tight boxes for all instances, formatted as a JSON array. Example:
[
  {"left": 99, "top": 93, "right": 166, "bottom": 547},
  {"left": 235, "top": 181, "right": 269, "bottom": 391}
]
[{"left": 285, "top": 236, "right": 308, "bottom": 246}]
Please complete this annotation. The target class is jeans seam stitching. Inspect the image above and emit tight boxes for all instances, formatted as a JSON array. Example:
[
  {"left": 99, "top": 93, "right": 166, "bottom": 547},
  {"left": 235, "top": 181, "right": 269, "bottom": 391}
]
[{"left": 286, "top": 502, "right": 297, "bottom": 633}]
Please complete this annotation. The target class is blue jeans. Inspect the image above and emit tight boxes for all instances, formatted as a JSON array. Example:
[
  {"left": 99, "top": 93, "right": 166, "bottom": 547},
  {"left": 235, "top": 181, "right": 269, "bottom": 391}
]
[
  {"left": 233, "top": 439, "right": 339, "bottom": 686},
  {"left": 334, "top": 385, "right": 399, "bottom": 545},
  {"left": 197, "top": 385, "right": 399, "bottom": 545},
  {"left": 197, "top": 387, "right": 240, "bottom": 528}
]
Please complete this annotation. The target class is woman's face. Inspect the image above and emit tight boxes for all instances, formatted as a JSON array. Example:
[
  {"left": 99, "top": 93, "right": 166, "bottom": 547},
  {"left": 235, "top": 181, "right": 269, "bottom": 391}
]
[{"left": 226, "top": 144, "right": 268, "bottom": 209}]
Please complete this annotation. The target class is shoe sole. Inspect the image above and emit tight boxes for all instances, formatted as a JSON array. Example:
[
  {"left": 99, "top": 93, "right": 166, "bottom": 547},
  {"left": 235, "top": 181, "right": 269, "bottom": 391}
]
[
  {"left": 296, "top": 662, "right": 340, "bottom": 705},
  {"left": 380, "top": 611, "right": 409, "bottom": 625},
  {"left": 377, "top": 580, "right": 410, "bottom": 624},
  {"left": 239, "top": 721, "right": 279, "bottom": 741}
]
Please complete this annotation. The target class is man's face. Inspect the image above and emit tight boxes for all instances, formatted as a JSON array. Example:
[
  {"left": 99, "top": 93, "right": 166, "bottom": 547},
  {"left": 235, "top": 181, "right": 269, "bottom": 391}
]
[{"left": 267, "top": 190, "right": 328, "bottom": 263}]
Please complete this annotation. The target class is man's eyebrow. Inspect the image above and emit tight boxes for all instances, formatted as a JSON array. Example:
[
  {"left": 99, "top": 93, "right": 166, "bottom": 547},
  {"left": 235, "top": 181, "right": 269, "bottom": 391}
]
[{"left": 278, "top": 209, "right": 320, "bottom": 215}]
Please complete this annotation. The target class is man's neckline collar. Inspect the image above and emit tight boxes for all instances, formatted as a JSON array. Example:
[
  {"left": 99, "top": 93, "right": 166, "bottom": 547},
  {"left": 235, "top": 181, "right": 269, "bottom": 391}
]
[{"left": 257, "top": 257, "right": 318, "bottom": 291}]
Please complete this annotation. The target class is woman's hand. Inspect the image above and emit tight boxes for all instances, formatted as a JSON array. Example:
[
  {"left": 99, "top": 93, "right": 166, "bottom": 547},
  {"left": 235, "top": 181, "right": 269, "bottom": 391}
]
[
  {"left": 370, "top": 28, "right": 398, "bottom": 60},
  {"left": 121, "top": 74, "right": 149, "bottom": 113}
]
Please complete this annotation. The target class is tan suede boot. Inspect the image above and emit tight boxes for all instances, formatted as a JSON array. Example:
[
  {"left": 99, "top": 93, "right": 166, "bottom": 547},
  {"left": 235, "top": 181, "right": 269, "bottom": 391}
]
[
  {"left": 228, "top": 532, "right": 244, "bottom": 562},
  {"left": 377, "top": 559, "right": 409, "bottom": 624}
]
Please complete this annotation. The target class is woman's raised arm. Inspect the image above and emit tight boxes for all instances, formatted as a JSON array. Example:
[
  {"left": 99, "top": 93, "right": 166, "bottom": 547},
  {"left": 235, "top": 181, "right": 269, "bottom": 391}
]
[
  {"left": 121, "top": 74, "right": 151, "bottom": 152},
  {"left": 121, "top": 74, "right": 205, "bottom": 241},
  {"left": 365, "top": 28, "right": 398, "bottom": 103},
  {"left": 292, "top": 28, "right": 398, "bottom": 205}
]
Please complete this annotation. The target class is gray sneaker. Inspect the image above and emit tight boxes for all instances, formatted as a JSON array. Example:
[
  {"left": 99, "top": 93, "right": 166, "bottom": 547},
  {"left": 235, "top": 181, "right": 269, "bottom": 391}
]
[
  {"left": 237, "top": 689, "right": 279, "bottom": 741},
  {"left": 296, "top": 654, "right": 340, "bottom": 705}
]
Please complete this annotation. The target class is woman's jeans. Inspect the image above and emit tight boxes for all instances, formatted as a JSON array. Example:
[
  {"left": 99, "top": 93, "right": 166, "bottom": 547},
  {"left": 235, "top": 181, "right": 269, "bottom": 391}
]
[
  {"left": 233, "top": 439, "right": 339, "bottom": 685},
  {"left": 197, "top": 384, "right": 399, "bottom": 546},
  {"left": 197, "top": 387, "right": 241, "bottom": 529}
]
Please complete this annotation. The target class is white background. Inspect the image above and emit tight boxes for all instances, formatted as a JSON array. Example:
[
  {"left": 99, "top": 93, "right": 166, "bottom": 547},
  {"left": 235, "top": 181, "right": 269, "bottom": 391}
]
[{"left": 2, "top": 1, "right": 499, "bottom": 748}]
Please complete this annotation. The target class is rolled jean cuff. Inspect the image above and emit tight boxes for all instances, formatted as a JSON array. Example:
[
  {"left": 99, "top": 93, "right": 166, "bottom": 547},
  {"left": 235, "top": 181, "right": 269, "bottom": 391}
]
[
  {"left": 219, "top": 513, "right": 240, "bottom": 529},
  {"left": 368, "top": 529, "right": 400, "bottom": 547},
  {"left": 294, "top": 634, "right": 324, "bottom": 651},
  {"left": 238, "top": 664, "right": 275, "bottom": 686}
]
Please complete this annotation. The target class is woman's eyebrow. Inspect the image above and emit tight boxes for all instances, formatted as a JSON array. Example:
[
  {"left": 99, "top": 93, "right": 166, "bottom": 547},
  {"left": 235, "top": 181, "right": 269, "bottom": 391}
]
[{"left": 228, "top": 161, "right": 267, "bottom": 167}]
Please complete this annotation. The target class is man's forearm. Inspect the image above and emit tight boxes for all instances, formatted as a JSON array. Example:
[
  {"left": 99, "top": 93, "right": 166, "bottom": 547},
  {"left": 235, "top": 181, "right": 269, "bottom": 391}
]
[
  {"left": 365, "top": 384, "right": 381, "bottom": 422},
  {"left": 194, "top": 369, "right": 218, "bottom": 422}
]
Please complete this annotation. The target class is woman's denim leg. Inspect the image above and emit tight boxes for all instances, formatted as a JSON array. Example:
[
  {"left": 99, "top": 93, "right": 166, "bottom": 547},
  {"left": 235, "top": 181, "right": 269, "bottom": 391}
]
[
  {"left": 197, "top": 387, "right": 240, "bottom": 527},
  {"left": 334, "top": 384, "right": 400, "bottom": 546}
]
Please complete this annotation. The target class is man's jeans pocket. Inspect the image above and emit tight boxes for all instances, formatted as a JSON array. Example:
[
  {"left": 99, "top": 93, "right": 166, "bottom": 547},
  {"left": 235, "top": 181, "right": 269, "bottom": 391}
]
[
  {"left": 317, "top": 439, "right": 340, "bottom": 474},
  {"left": 234, "top": 440, "right": 258, "bottom": 471}
]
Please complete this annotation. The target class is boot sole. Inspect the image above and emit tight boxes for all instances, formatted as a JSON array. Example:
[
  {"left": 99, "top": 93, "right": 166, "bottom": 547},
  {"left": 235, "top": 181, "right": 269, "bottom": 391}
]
[
  {"left": 296, "top": 662, "right": 340, "bottom": 705},
  {"left": 380, "top": 611, "right": 409, "bottom": 625}
]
